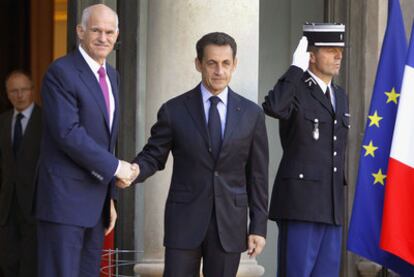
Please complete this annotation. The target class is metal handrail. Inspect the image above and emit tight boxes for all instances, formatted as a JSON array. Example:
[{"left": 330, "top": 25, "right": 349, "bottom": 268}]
[{"left": 100, "top": 249, "right": 143, "bottom": 277}]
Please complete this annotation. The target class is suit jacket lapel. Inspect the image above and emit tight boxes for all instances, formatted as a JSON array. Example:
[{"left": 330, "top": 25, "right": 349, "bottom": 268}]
[
  {"left": 221, "top": 89, "right": 244, "bottom": 151},
  {"left": 310, "top": 87, "right": 334, "bottom": 115},
  {"left": 107, "top": 64, "right": 119, "bottom": 147},
  {"left": 184, "top": 85, "right": 210, "bottom": 149},
  {"left": 74, "top": 50, "right": 111, "bottom": 132}
]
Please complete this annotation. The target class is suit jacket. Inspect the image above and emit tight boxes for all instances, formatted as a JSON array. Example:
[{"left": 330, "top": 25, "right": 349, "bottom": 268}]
[
  {"left": 35, "top": 49, "right": 120, "bottom": 228},
  {"left": 263, "top": 66, "right": 349, "bottom": 225},
  {"left": 134, "top": 84, "right": 269, "bottom": 253},
  {"left": 0, "top": 105, "right": 42, "bottom": 225}
]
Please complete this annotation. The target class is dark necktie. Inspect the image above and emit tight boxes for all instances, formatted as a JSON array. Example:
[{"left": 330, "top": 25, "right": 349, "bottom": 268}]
[
  {"left": 98, "top": 66, "right": 110, "bottom": 118},
  {"left": 325, "top": 86, "right": 332, "bottom": 108},
  {"left": 208, "top": 96, "right": 222, "bottom": 160},
  {"left": 13, "top": 113, "right": 24, "bottom": 157}
]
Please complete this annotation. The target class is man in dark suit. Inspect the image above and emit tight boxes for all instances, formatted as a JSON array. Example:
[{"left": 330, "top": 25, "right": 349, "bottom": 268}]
[
  {"left": 263, "top": 23, "right": 349, "bottom": 277},
  {"left": 119, "top": 32, "right": 269, "bottom": 277},
  {"left": 0, "top": 71, "right": 41, "bottom": 277},
  {"left": 35, "top": 4, "right": 138, "bottom": 277}
]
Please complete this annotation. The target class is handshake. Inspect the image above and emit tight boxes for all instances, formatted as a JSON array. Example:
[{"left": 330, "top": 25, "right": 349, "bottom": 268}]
[{"left": 115, "top": 160, "right": 140, "bottom": 189}]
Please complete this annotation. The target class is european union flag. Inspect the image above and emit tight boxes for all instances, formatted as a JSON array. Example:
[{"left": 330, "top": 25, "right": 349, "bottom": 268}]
[{"left": 347, "top": 0, "right": 414, "bottom": 275}]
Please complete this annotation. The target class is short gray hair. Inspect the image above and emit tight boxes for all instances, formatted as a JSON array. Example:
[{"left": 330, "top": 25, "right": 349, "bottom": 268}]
[{"left": 80, "top": 4, "right": 119, "bottom": 32}]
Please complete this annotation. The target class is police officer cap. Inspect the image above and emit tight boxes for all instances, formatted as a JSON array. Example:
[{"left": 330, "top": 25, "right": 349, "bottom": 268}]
[{"left": 303, "top": 22, "right": 345, "bottom": 47}]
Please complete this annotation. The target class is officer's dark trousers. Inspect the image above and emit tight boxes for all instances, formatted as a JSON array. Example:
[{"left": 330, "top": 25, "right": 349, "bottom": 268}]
[{"left": 277, "top": 220, "right": 342, "bottom": 277}]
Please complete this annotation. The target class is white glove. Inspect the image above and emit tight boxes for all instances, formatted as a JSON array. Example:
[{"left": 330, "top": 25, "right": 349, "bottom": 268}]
[{"left": 291, "top": 36, "right": 310, "bottom": 71}]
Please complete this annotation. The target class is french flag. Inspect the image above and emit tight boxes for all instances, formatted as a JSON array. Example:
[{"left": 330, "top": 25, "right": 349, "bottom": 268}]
[{"left": 381, "top": 21, "right": 414, "bottom": 266}]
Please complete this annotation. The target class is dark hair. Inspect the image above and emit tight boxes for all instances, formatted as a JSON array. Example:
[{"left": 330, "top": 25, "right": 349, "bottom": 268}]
[
  {"left": 196, "top": 32, "right": 237, "bottom": 61},
  {"left": 308, "top": 46, "right": 320, "bottom": 53}
]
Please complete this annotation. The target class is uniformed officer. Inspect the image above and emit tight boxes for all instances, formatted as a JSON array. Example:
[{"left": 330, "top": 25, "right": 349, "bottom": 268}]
[{"left": 263, "top": 23, "right": 349, "bottom": 277}]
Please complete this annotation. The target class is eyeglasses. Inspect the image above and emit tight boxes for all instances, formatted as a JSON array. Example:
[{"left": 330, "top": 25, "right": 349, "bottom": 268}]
[{"left": 8, "top": 87, "right": 32, "bottom": 95}]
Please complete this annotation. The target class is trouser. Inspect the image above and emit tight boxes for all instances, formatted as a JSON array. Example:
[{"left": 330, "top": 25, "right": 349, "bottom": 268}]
[{"left": 277, "top": 220, "right": 342, "bottom": 277}]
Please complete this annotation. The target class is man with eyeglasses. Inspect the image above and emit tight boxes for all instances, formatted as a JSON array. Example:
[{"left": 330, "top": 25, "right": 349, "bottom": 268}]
[{"left": 0, "top": 70, "right": 41, "bottom": 277}]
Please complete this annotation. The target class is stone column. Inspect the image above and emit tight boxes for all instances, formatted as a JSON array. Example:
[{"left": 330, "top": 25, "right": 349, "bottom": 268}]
[{"left": 134, "top": 1, "right": 263, "bottom": 276}]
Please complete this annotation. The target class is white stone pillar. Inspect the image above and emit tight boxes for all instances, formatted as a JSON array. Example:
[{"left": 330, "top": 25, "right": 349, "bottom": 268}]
[{"left": 134, "top": 1, "right": 262, "bottom": 276}]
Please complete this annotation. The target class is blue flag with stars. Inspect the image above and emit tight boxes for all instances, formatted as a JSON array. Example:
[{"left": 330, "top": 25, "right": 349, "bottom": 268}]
[{"left": 347, "top": 0, "right": 414, "bottom": 275}]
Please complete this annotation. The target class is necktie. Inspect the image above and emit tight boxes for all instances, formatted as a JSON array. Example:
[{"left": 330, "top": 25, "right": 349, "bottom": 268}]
[
  {"left": 208, "top": 96, "right": 222, "bottom": 160},
  {"left": 13, "top": 113, "right": 24, "bottom": 157},
  {"left": 325, "top": 86, "right": 332, "bottom": 108},
  {"left": 98, "top": 66, "right": 110, "bottom": 118}
]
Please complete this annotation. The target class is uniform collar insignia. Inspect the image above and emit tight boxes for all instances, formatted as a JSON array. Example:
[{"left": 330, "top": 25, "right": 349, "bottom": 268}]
[{"left": 304, "top": 75, "right": 317, "bottom": 87}]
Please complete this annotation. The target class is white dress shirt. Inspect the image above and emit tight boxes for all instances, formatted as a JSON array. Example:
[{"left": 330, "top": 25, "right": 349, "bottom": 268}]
[
  {"left": 78, "top": 46, "right": 121, "bottom": 176},
  {"left": 200, "top": 83, "right": 228, "bottom": 137},
  {"left": 78, "top": 45, "right": 115, "bottom": 129}
]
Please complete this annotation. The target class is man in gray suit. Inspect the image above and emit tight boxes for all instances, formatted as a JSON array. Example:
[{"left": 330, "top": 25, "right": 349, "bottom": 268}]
[{"left": 0, "top": 71, "right": 41, "bottom": 277}]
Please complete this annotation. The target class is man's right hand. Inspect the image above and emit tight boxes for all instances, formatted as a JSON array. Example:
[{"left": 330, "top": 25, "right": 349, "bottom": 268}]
[
  {"left": 115, "top": 161, "right": 140, "bottom": 188},
  {"left": 292, "top": 36, "right": 310, "bottom": 71}
]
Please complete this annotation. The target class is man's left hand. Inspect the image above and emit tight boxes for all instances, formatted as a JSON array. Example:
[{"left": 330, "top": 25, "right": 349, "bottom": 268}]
[
  {"left": 105, "top": 199, "right": 117, "bottom": 235},
  {"left": 247, "top": 234, "right": 266, "bottom": 258}
]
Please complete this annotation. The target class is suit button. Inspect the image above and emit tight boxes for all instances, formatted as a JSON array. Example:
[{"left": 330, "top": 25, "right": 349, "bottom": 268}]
[
  {"left": 208, "top": 147, "right": 212, "bottom": 153},
  {"left": 333, "top": 167, "right": 337, "bottom": 172},
  {"left": 334, "top": 120, "right": 338, "bottom": 125},
  {"left": 333, "top": 151, "right": 337, "bottom": 156},
  {"left": 299, "top": 174, "right": 304, "bottom": 179},
  {"left": 214, "top": 171, "right": 219, "bottom": 176},
  {"left": 333, "top": 136, "right": 337, "bottom": 141}
]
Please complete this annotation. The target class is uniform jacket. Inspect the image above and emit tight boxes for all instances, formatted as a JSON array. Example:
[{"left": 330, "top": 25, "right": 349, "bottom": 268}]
[
  {"left": 134, "top": 84, "right": 269, "bottom": 252},
  {"left": 263, "top": 66, "right": 349, "bottom": 225},
  {"left": 0, "top": 105, "right": 42, "bottom": 225},
  {"left": 35, "top": 49, "right": 120, "bottom": 228}
]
